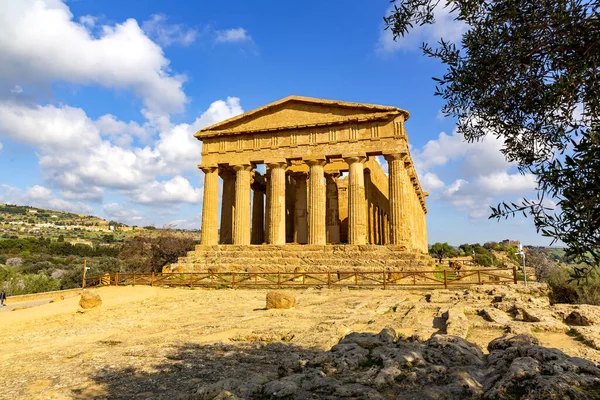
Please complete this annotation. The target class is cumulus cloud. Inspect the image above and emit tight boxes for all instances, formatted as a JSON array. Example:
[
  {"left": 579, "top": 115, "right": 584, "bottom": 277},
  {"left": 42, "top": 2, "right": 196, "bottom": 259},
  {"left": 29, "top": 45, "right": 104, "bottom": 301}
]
[
  {"left": 421, "top": 172, "right": 445, "bottom": 191},
  {"left": 129, "top": 176, "right": 203, "bottom": 205},
  {"left": 1, "top": 184, "right": 93, "bottom": 214},
  {"left": 103, "top": 202, "right": 147, "bottom": 225},
  {"left": 215, "top": 28, "right": 251, "bottom": 43},
  {"left": 411, "top": 127, "right": 537, "bottom": 218},
  {"left": 0, "top": 97, "right": 243, "bottom": 210},
  {"left": 142, "top": 14, "right": 198, "bottom": 47},
  {"left": 0, "top": 0, "right": 187, "bottom": 113},
  {"left": 377, "top": 2, "right": 466, "bottom": 53}
]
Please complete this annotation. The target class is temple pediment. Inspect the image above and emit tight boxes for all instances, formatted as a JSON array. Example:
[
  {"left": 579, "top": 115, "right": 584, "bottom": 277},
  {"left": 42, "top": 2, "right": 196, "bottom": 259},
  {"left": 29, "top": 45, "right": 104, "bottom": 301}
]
[{"left": 195, "top": 96, "right": 409, "bottom": 138}]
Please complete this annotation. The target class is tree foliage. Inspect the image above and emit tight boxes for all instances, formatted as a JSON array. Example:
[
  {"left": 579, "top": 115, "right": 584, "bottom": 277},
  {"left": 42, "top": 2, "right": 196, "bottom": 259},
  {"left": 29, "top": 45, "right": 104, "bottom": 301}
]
[
  {"left": 429, "top": 242, "right": 455, "bottom": 262},
  {"left": 384, "top": 0, "right": 600, "bottom": 271}
]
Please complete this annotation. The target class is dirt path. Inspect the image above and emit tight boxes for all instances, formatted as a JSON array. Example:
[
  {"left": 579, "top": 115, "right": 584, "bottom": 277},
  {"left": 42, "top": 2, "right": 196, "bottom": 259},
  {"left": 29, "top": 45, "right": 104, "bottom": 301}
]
[{"left": 1, "top": 285, "right": 598, "bottom": 399}]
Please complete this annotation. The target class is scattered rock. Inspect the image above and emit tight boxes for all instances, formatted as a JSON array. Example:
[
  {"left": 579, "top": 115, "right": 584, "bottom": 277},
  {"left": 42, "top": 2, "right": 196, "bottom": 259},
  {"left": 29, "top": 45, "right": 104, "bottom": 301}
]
[
  {"left": 480, "top": 307, "right": 512, "bottom": 325},
  {"left": 266, "top": 291, "right": 296, "bottom": 310},
  {"left": 79, "top": 290, "right": 102, "bottom": 309},
  {"left": 445, "top": 306, "right": 470, "bottom": 338},
  {"left": 570, "top": 326, "right": 600, "bottom": 350},
  {"left": 564, "top": 305, "right": 600, "bottom": 326}
]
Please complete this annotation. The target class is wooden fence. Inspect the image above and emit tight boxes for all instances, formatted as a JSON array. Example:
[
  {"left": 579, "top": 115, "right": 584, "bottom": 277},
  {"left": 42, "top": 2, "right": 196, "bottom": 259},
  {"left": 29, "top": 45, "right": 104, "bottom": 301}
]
[{"left": 86, "top": 266, "right": 518, "bottom": 290}]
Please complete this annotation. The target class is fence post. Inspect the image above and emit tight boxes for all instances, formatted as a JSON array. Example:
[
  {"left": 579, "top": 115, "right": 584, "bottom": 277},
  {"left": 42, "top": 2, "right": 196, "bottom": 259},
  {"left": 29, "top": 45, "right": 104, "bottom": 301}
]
[
  {"left": 277, "top": 271, "right": 281, "bottom": 289},
  {"left": 151, "top": 272, "right": 155, "bottom": 287},
  {"left": 382, "top": 270, "right": 387, "bottom": 290},
  {"left": 513, "top": 265, "right": 518, "bottom": 284},
  {"left": 231, "top": 272, "right": 236, "bottom": 289},
  {"left": 413, "top": 273, "right": 416, "bottom": 285},
  {"left": 189, "top": 273, "right": 193, "bottom": 288},
  {"left": 443, "top": 270, "right": 448, "bottom": 289},
  {"left": 327, "top": 271, "right": 331, "bottom": 288},
  {"left": 115, "top": 272, "right": 119, "bottom": 286},
  {"left": 477, "top": 270, "right": 482, "bottom": 285},
  {"left": 355, "top": 272, "right": 358, "bottom": 286},
  {"left": 133, "top": 273, "right": 136, "bottom": 286}
]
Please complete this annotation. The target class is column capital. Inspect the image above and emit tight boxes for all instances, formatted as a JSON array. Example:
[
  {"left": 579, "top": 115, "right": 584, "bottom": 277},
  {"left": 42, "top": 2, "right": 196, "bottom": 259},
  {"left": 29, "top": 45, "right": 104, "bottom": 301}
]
[
  {"left": 383, "top": 151, "right": 409, "bottom": 162},
  {"left": 233, "top": 164, "right": 253, "bottom": 172},
  {"left": 199, "top": 165, "right": 218, "bottom": 174},
  {"left": 302, "top": 156, "right": 327, "bottom": 167},
  {"left": 266, "top": 159, "right": 288, "bottom": 169},
  {"left": 343, "top": 153, "right": 367, "bottom": 164}
]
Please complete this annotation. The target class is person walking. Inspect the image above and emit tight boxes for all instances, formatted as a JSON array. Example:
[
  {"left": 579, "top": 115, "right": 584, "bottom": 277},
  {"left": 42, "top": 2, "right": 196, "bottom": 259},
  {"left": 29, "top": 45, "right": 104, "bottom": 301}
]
[{"left": 0, "top": 290, "right": 6, "bottom": 307}]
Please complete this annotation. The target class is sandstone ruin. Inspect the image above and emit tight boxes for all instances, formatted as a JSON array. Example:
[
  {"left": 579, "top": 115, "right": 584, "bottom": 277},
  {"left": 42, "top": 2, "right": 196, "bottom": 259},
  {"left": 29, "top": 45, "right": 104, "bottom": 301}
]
[{"left": 172, "top": 96, "right": 432, "bottom": 272}]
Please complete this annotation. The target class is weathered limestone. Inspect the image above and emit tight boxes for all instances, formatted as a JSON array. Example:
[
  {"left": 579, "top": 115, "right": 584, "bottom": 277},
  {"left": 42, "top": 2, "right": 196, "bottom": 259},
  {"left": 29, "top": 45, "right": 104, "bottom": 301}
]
[
  {"left": 200, "top": 166, "right": 219, "bottom": 245},
  {"left": 306, "top": 158, "right": 327, "bottom": 245},
  {"left": 267, "top": 161, "right": 287, "bottom": 245},
  {"left": 188, "top": 96, "right": 429, "bottom": 260},
  {"left": 251, "top": 180, "right": 265, "bottom": 244},
  {"left": 325, "top": 173, "right": 341, "bottom": 244},
  {"left": 233, "top": 164, "right": 252, "bottom": 245},
  {"left": 292, "top": 173, "right": 308, "bottom": 244},
  {"left": 385, "top": 153, "right": 408, "bottom": 246},
  {"left": 345, "top": 155, "right": 367, "bottom": 245},
  {"left": 219, "top": 167, "right": 235, "bottom": 244}
]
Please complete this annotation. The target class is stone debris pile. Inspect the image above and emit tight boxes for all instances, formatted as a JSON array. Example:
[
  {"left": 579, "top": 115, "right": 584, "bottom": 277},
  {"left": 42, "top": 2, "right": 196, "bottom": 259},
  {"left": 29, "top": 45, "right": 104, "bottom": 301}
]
[{"left": 196, "top": 328, "right": 600, "bottom": 399}]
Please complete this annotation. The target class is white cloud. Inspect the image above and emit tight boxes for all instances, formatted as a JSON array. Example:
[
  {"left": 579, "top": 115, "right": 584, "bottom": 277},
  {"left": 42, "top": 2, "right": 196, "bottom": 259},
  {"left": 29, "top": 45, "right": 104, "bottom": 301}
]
[
  {"left": 103, "top": 202, "right": 147, "bottom": 225},
  {"left": 215, "top": 28, "right": 251, "bottom": 43},
  {"left": 156, "top": 97, "right": 243, "bottom": 169},
  {"left": 129, "top": 176, "right": 203, "bottom": 204},
  {"left": 421, "top": 172, "right": 445, "bottom": 191},
  {"left": 142, "top": 14, "right": 198, "bottom": 47},
  {"left": 4, "top": 184, "right": 94, "bottom": 214},
  {"left": 412, "top": 127, "right": 537, "bottom": 219},
  {"left": 377, "top": 2, "right": 466, "bottom": 53},
  {"left": 0, "top": 97, "right": 242, "bottom": 209},
  {"left": 0, "top": 0, "right": 187, "bottom": 113}
]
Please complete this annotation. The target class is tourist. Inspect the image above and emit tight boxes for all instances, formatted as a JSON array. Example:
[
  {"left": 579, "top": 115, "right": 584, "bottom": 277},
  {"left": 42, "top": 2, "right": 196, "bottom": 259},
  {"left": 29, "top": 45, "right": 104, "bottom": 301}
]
[{"left": 0, "top": 290, "right": 6, "bottom": 307}]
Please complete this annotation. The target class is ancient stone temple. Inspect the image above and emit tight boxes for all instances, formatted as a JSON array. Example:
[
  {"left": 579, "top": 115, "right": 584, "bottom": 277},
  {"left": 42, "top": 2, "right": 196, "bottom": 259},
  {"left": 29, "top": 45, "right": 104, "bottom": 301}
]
[{"left": 172, "top": 96, "right": 432, "bottom": 272}]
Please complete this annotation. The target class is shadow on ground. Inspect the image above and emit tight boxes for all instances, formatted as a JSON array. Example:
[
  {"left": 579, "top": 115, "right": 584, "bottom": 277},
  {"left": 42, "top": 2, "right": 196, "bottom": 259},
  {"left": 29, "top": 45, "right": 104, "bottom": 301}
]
[{"left": 74, "top": 329, "right": 600, "bottom": 400}]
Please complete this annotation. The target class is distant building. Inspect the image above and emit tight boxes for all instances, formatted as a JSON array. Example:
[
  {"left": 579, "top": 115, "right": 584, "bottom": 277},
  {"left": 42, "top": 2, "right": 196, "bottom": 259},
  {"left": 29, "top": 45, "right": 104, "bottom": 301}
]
[
  {"left": 71, "top": 238, "right": 94, "bottom": 247},
  {"left": 27, "top": 209, "right": 38, "bottom": 214},
  {"left": 502, "top": 239, "right": 520, "bottom": 246}
]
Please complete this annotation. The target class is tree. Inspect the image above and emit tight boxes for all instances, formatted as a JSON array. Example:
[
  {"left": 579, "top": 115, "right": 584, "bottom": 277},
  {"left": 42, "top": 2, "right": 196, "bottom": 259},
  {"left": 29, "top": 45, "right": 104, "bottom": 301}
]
[
  {"left": 429, "top": 242, "right": 455, "bottom": 263},
  {"left": 384, "top": 0, "right": 600, "bottom": 272}
]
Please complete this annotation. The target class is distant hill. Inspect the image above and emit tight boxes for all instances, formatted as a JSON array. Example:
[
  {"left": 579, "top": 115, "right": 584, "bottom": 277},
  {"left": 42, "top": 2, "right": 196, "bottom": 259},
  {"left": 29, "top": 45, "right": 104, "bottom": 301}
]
[{"left": 0, "top": 203, "right": 117, "bottom": 228}]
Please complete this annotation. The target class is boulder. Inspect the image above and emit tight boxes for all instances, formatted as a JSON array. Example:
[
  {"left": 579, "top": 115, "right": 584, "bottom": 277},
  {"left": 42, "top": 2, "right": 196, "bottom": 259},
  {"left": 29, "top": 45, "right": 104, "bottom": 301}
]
[
  {"left": 266, "top": 291, "right": 296, "bottom": 310},
  {"left": 79, "top": 290, "right": 102, "bottom": 309},
  {"left": 564, "top": 305, "right": 600, "bottom": 326},
  {"left": 480, "top": 307, "right": 512, "bottom": 325}
]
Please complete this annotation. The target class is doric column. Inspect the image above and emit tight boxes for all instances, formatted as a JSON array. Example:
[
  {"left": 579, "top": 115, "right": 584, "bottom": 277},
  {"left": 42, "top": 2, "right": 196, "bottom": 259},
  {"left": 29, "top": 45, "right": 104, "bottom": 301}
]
[
  {"left": 232, "top": 164, "right": 252, "bottom": 245},
  {"left": 344, "top": 154, "right": 367, "bottom": 245},
  {"left": 264, "top": 169, "right": 271, "bottom": 242},
  {"left": 292, "top": 173, "right": 308, "bottom": 244},
  {"left": 325, "top": 172, "right": 341, "bottom": 244},
  {"left": 200, "top": 166, "right": 219, "bottom": 245},
  {"left": 219, "top": 167, "right": 235, "bottom": 244},
  {"left": 251, "top": 180, "right": 265, "bottom": 244},
  {"left": 267, "top": 161, "right": 287, "bottom": 245},
  {"left": 385, "top": 153, "right": 409, "bottom": 246},
  {"left": 410, "top": 176, "right": 418, "bottom": 250},
  {"left": 306, "top": 158, "right": 327, "bottom": 245},
  {"left": 285, "top": 174, "right": 295, "bottom": 243}
]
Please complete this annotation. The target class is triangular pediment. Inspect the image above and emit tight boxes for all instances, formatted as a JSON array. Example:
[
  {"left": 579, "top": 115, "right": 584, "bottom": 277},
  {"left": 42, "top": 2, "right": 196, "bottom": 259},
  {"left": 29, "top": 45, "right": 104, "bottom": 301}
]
[{"left": 195, "top": 96, "right": 409, "bottom": 138}]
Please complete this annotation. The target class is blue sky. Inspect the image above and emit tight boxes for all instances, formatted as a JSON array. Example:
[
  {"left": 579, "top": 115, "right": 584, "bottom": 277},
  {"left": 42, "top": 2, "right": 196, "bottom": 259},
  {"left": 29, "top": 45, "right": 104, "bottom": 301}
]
[{"left": 0, "top": 0, "right": 552, "bottom": 246}]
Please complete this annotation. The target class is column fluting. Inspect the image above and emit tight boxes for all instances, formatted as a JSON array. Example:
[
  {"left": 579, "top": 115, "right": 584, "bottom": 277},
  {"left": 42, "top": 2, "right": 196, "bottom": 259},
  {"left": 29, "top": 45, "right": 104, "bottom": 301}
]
[
  {"left": 306, "top": 159, "right": 326, "bottom": 245},
  {"left": 344, "top": 155, "right": 367, "bottom": 245},
  {"left": 232, "top": 164, "right": 252, "bottom": 245},
  {"left": 200, "top": 166, "right": 219, "bottom": 245},
  {"left": 267, "top": 161, "right": 287, "bottom": 245}
]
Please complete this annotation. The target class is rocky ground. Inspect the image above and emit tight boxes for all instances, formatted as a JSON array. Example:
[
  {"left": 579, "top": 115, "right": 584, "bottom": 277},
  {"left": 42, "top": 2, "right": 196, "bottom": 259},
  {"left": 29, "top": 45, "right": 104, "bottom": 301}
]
[{"left": 1, "top": 284, "right": 600, "bottom": 399}]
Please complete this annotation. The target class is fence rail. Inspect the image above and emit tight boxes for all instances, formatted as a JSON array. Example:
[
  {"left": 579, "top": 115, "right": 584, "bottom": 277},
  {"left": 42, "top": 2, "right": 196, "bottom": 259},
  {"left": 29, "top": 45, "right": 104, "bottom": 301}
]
[{"left": 86, "top": 266, "right": 518, "bottom": 290}]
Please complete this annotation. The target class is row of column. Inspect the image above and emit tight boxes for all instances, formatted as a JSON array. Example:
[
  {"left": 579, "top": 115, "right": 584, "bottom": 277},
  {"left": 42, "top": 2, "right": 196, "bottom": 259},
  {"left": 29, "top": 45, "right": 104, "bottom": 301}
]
[{"left": 200, "top": 153, "right": 427, "bottom": 250}]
